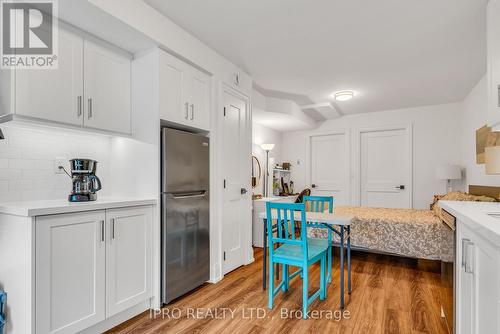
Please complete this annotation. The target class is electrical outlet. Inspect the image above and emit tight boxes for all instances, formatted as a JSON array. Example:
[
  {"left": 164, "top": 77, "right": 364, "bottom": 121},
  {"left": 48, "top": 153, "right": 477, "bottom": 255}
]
[{"left": 54, "top": 158, "right": 67, "bottom": 174}]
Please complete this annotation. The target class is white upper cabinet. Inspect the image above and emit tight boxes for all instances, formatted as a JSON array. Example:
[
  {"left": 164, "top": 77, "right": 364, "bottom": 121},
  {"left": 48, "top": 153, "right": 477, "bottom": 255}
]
[
  {"left": 1, "top": 23, "right": 132, "bottom": 135},
  {"left": 488, "top": 0, "right": 500, "bottom": 127},
  {"left": 159, "top": 50, "right": 210, "bottom": 130},
  {"left": 15, "top": 27, "right": 84, "bottom": 126},
  {"left": 188, "top": 68, "right": 210, "bottom": 130},
  {"left": 83, "top": 39, "right": 131, "bottom": 134},
  {"left": 159, "top": 52, "right": 187, "bottom": 125}
]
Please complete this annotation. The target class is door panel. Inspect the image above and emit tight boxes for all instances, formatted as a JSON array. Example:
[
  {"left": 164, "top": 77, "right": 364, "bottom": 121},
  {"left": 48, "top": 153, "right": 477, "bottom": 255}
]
[
  {"left": 310, "top": 133, "right": 350, "bottom": 205},
  {"left": 15, "top": 27, "right": 83, "bottom": 125},
  {"left": 159, "top": 53, "right": 186, "bottom": 124},
  {"left": 222, "top": 89, "right": 251, "bottom": 274},
  {"left": 189, "top": 69, "right": 210, "bottom": 130},
  {"left": 36, "top": 211, "right": 105, "bottom": 334},
  {"left": 162, "top": 192, "right": 209, "bottom": 303},
  {"left": 360, "top": 128, "right": 411, "bottom": 208},
  {"left": 83, "top": 39, "right": 131, "bottom": 134},
  {"left": 106, "top": 206, "right": 152, "bottom": 317}
]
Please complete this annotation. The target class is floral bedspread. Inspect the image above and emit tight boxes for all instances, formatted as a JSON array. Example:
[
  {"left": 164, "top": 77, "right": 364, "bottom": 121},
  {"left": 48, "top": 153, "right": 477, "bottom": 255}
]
[{"left": 307, "top": 206, "right": 454, "bottom": 262}]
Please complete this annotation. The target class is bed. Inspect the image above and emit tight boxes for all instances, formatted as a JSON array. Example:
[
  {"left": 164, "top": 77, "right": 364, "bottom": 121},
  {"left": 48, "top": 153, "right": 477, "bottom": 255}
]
[{"left": 307, "top": 186, "right": 499, "bottom": 261}]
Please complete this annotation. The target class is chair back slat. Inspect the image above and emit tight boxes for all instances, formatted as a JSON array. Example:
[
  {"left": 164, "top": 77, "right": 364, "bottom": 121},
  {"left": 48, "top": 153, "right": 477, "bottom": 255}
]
[
  {"left": 266, "top": 202, "right": 308, "bottom": 260},
  {"left": 303, "top": 195, "right": 334, "bottom": 213}
]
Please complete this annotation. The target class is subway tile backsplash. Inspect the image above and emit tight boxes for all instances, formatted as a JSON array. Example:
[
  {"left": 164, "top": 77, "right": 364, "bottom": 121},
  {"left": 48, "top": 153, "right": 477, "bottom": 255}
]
[{"left": 0, "top": 126, "right": 111, "bottom": 202}]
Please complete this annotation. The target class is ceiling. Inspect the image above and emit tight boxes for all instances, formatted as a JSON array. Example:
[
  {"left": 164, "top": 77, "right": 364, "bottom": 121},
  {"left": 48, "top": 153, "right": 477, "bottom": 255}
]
[{"left": 145, "top": 0, "right": 487, "bottom": 118}]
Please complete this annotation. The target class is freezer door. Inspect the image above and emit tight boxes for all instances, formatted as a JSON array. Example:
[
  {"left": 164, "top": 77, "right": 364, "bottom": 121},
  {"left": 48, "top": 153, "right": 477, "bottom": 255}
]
[
  {"left": 161, "top": 191, "right": 210, "bottom": 304},
  {"left": 161, "top": 128, "right": 209, "bottom": 193}
]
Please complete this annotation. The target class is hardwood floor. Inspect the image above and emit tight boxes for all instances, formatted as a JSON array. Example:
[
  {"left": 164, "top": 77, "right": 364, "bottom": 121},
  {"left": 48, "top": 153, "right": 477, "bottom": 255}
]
[{"left": 107, "top": 248, "right": 450, "bottom": 334}]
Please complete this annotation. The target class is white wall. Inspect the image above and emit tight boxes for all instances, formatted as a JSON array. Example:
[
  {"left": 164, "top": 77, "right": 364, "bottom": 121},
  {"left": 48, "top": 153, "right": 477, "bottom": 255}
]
[
  {"left": 460, "top": 75, "right": 500, "bottom": 187},
  {"left": 0, "top": 125, "right": 112, "bottom": 202},
  {"left": 252, "top": 123, "right": 283, "bottom": 196},
  {"left": 282, "top": 103, "right": 463, "bottom": 209}
]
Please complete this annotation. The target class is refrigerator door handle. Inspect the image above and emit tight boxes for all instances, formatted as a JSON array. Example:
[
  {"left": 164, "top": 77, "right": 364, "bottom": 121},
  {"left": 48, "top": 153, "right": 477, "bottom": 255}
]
[{"left": 169, "top": 190, "right": 207, "bottom": 199}]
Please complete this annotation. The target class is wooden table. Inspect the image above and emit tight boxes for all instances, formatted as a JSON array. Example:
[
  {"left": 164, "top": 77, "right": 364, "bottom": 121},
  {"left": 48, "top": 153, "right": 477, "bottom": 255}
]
[{"left": 259, "top": 211, "right": 354, "bottom": 309}]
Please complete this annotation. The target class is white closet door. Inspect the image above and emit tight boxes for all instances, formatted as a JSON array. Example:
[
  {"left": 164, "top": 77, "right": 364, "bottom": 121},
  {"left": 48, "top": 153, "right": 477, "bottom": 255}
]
[
  {"left": 15, "top": 27, "right": 83, "bottom": 125},
  {"left": 310, "top": 133, "right": 350, "bottom": 205},
  {"left": 221, "top": 88, "right": 251, "bottom": 275},
  {"left": 359, "top": 127, "right": 411, "bottom": 208}
]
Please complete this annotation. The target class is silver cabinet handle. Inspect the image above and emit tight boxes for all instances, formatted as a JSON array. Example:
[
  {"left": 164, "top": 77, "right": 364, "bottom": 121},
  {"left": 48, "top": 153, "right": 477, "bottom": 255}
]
[
  {"left": 100, "top": 220, "right": 105, "bottom": 243},
  {"left": 461, "top": 238, "right": 469, "bottom": 268},
  {"left": 185, "top": 102, "right": 189, "bottom": 119},
  {"left": 497, "top": 84, "right": 500, "bottom": 107},
  {"left": 77, "top": 96, "right": 82, "bottom": 117},
  {"left": 111, "top": 218, "right": 115, "bottom": 239},
  {"left": 464, "top": 240, "right": 475, "bottom": 274},
  {"left": 88, "top": 98, "right": 93, "bottom": 119},
  {"left": 190, "top": 104, "right": 194, "bottom": 120}
]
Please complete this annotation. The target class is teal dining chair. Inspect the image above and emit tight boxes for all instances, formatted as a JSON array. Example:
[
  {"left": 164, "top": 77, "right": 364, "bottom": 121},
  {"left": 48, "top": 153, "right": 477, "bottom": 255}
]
[
  {"left": 266, "top": 202, "right": 328, "bottom": 319},
  {"left": 303, "top": 195, "right": 334, "bottom": 284}
]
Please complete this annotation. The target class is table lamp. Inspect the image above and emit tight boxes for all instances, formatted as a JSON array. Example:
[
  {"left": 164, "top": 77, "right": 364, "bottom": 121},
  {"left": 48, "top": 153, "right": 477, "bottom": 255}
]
[
  {"left": 485, "top": 146, "right": 500, "bottom": 174},
  {"left": 436, "top": 164, "right": 462, "bottom": 193}
]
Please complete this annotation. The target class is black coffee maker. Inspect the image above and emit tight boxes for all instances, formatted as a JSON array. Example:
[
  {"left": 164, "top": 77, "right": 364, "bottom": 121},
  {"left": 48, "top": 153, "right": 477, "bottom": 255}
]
[{"left": 65, "top": 159, "right": 102, "bottom": 202}]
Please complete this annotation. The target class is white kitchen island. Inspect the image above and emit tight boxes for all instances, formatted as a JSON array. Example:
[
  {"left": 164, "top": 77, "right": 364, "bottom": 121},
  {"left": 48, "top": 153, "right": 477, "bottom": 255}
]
[
  {"left": 439, "top": 200, "right": 500, "bottom": 334},
  {"left": 0, "top": 198, "right": 157, "bottom": 334}
]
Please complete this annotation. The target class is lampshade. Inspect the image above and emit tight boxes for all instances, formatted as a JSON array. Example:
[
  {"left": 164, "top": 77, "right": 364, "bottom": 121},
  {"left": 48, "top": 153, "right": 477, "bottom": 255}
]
[
  {"left": 260, "top": 143, "right": 275, "bottom": 151},
  {"left": 485, "top": 146, "right": 500, "bottom": 174},
  {"left": 435, "top": 165, "right": 462, "bottom": 180}
]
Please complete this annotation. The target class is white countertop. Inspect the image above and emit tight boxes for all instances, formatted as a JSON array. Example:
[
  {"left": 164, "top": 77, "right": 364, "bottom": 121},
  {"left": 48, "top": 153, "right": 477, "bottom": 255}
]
[
  {"left": 0, "top": 197, "right": 157, "bottom": 217},
  {"left": 439, "top": 200, "right": 500, "bottom": 244}
]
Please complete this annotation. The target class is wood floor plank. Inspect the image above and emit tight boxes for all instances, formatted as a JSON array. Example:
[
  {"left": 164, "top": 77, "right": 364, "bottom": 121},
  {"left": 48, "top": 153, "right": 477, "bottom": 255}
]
[{"left": 106, "top": 248, "right": 448, "bottom": 334}]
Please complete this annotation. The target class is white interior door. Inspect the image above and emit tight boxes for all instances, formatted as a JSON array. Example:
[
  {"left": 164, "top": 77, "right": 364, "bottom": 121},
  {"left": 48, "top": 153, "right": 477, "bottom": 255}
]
[
  {"left": 359, "top": 126, "right": 411, "bottom": 208},
  {"left": 310, "top": 133, "right": 350, "bottom": 205},
  {"left": 221, "top": 88, "right": 251, "bottom": 275}
]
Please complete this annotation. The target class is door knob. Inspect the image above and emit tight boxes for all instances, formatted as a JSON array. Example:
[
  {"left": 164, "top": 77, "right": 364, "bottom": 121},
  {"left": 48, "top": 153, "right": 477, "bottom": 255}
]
[
  {"left": 395, "top": 185, "right": 405, "bottom": 190},
  {"left": 241, "top": 188, "right": 248, "bottom": 195},
  {"left": 311, "top": 184, "right": 317, "bottom": 188}
]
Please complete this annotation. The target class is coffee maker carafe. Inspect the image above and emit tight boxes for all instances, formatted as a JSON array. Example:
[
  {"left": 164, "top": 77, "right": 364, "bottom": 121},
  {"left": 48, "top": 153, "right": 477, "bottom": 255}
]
[{"left": 66, "top": 159, "right": 102, "bottom": 202}]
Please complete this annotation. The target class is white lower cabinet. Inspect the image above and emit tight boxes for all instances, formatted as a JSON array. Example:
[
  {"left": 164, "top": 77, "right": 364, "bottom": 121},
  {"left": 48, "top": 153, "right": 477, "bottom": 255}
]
[
  {"left": 36, "top": 210, "right": 106, "bottom": 334},
  {"left": 35, "top": 206, "right": 152, "bottom": 334},
  {"left": 456, "top": 221, "right": 500, "bottom": 334},
  {"left": 105, "top": 207, "right": 152, "bottom": 318}
]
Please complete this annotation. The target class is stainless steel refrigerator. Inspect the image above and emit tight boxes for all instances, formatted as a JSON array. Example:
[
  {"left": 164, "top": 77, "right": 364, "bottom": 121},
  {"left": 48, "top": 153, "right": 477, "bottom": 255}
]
[{"left": 161, "top": 127, "right": 210, "bottom": 304}]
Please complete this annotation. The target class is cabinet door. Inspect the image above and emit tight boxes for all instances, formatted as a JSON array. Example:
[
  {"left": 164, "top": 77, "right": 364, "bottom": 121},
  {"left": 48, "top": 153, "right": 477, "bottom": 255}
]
[
  {"left": 188, "top": 68, "right": 210, "bottom": 130},
  {"left": 457, "top": 226, "right": 475, "bottom": 334},
  {"left": 474, "top": 233, "right": 499, "bottom": 334},
  {"left": 457, "top": 222, "right": 500, "bottom": 334},
  {"left": 15, "top": 27, "right": 84, "bottom": 125},
  {"left": 36, "top": 211, "right": 106, "bottom": 334},
  {"left": 159, "top": 51, "right": 189, "bottom": 125},
  {"left": 488, "top": 0, "right": 500, "bottom": 126},
  {"left": 83, "top": 39, "right": 131, "bottom": 134},
  {"left": 105, "top": 206, "right": 152, "bottom": 317}
]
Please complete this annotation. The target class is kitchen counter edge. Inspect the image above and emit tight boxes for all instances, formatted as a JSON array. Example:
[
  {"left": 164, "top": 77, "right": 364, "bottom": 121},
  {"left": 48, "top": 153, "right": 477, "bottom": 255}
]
[{"left": 0, "top": 198, "right": 157, "bottom": 217}]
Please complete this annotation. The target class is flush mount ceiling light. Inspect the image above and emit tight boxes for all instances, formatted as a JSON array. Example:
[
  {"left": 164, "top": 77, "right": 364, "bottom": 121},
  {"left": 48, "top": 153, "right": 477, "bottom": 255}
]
[{"left": 333, "top": 90, "right": 354, "bottom": 102}]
